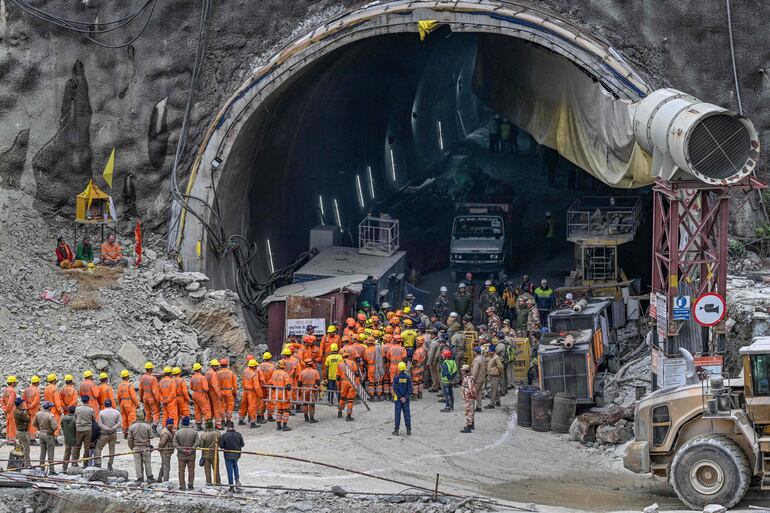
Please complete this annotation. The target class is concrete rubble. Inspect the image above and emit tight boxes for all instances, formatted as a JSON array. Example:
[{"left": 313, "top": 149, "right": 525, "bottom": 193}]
[{"left": 569, "top": 405, "right": 636, "bottom": 450}]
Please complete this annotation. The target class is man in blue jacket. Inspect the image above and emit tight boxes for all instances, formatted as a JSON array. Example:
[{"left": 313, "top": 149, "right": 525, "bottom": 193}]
[{"left": 392, "top": 362, "right": 413, "bottom": 436}]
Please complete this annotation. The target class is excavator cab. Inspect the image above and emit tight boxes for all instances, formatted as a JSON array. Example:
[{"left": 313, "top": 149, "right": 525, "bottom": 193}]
[{"left": 741, "top": 339, "right": 770, "bottom": 425}]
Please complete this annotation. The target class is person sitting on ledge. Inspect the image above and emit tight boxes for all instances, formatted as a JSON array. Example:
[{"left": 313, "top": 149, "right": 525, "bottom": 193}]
[{"left": 100, "top": 234, "right": 129, "bottom": 267}]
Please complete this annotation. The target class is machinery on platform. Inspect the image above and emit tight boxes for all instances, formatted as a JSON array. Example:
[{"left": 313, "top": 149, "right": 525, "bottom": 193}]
[{"left": 625, "top": 337, "right": 770, "bottom": 509}]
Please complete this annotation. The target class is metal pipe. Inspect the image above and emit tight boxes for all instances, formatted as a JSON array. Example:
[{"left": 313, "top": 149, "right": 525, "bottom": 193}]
[
  {"left": 679, "top": 347, "right": 699, "bottom": 385},
  {"left": 725, "top": 0, "right": 743, "bottom": 115}
]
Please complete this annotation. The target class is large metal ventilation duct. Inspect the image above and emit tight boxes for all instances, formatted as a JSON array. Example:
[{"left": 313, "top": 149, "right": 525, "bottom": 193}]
[{"left": 632, "top": 88, "right": 760, "bottom": 185}]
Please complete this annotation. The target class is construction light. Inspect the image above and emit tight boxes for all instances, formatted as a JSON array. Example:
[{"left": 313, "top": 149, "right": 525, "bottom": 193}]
[
  {"left": 389, "top": 149, "right": 397, "bottom": 182},
  {"left": 438, "top": 121, "right": 444, "bottom": 151},
  {"left": 333, "top": 198, "right": 342, "bottom": 228},
  {"left": 367, "top": 165, "right": 375, "bottom": 199},
  {"left": 210, "top": 157, "right": 222, "bottom": 171},
  {"left": 355, "top": 175, "right": 365, "bottom": 208},
  {"left": 266, "top": 238, "right": 275, "bottom": 274},
  {"left": 318, "top": 195, "right": 326, "bottom": 225}
]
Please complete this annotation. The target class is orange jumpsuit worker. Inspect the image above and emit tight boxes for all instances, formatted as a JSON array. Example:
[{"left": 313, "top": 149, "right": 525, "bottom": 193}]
[
  {"left": 116, "top": 370, "right": 139, "bottom": 438},
  {"left": 97, "top": 373, "right": 115, "bottom": 411},
  {"left": 44, "top": 374, "right": 63, "bottom": 436},
  {"left": 139, "top": 362, "right": 161, "bottom": 431},
  {"left": 269, "top": 360, "right": 292, "bottom": 432},
  {"left": 381, "top": 335, "right": 396, "bottom": 396},
  {"left": 298, "top": 360, "right": 320, "bottom": 423},
  {"left": 283, "top": 347, "right": 300, "bottom": 413},
  {"left": 189, "top": 363, "right": 211, "bottom": 429},
  {"left": 171, "top": 367, "right": 190, "bottom": 419},
  {"left": 257, "top": 353, "right": 275, "bottom": 422},
  {"left": 59, "top": 375, "right": 78, "bottom": 412},
  {"left": 79, "top": 371, "right": 100, "bottom": 420},
  {"left": 238, "top": 359, "right": 261, "bottom": 427},
  {"left": 2, "top": 376, "right": 18, "bottom": 441},
  {"left": 206, "top": 360, "right": 223, "bottom": 429},
  {"left": 217, "top": 358, "right": 238, "bottom": 423},
  {"left": 24, "top": 376, "right": 41, "bottom": 438},
  {"left": 388, "top": 341, "right": 408, "bottom": 385},
  {"left": 337, "top": 350, "right": 360, "bottom": 421},
  {"left": 411, "top": 336, "right": 427, "bottom": 399},
  {"left": 158, "top": 367, "right": 178, "bottom": 427},
  {"left": 364, "top": 341, "right": 385, "bottom": 400}
]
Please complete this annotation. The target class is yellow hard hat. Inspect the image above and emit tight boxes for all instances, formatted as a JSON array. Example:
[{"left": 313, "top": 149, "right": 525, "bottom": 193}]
[
  {"left": 248, "top": 359, "right": 258, "bottom": 367},
  {"left": 87, "top": 262, "right": 95, "bottom": 270},
  {"left": 99, "top": 372, "right": 108, "bottom": 380},
  {"left": 281, "top": 346, "right": 292, "bottom": 356},
  {"left": 403, "top": 306, "right": 411, "bottom": 314},
  {"left": 358, "top": 333, "right": 367, "bottom": 341},
  {"left": 330, "top": 343, "right": 339, "bottom": 352},
  {"left": 397, "top": 362, "right": 407, "bottom": 372},
  {"left": 489, "top": 286, "right": 497, "bottom": 292},
  {"left": 364, "top": 328, "right": 372, "bottom": 335},
  {"left": 144, "top": 362, "right": 154, "bottom": 370},
  {"left": 46, "top": 374, "right": 57, "bottom": 383},
  {"left": 210, "top": 359, "right": 220, "bottom": 367},
  {"left": 163, "top": 366, "right": 172, "bottom": 374},
  {"left": 263, "top": 352, "right": 272, "bottom": 360},
  {"left": 6, "top": 376, "right": 16, "bottom": 384},
  {"left": 172, "top": 367, "right": 181, "bottom": 375},
  {"left": 403, "top": 318, "right": 413, "bottom": 326},
  {"left": 64, "top": 374, "right": 73, "bottom": 382},
  {"left": 30, "top": 375, "right": 40, "bottom": 384},
  {"left": 83, "top": 370, "right": 93, "bottom": 379},
  {"left": 192, "top": 363, "right": 202, "bottom": 371},
  {"left": 327, "top": 325, "right": 337, "bottom": 333},
  {"left": 120, "top": 370, "right": 130, "bottom": 378}
]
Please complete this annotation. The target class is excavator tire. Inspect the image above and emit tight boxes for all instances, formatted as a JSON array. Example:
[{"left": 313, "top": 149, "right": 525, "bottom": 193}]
[{"left": 671, "top": 434, "right": 750, "bottom": 510}]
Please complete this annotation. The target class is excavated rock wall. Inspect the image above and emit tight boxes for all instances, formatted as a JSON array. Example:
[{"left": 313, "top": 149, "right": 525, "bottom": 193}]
[{"left": 0, "top": 0, "right": 768, "bottom": 233}]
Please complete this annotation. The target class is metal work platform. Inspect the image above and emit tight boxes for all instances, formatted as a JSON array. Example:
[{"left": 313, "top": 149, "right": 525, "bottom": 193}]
[{"left": 567, "top": 196, "right": 642, "bottom": 245}]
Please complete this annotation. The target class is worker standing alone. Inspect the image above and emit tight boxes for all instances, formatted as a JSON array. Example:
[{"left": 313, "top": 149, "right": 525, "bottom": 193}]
[
  {"left": 117, "top": 370, "right": 139, "bottom": 439},
  {"left": 391, "top": 362, "right": 413, "bottom": 436},
  {"left": 139, "top": 362, "right": 161, "bottom": 433}
]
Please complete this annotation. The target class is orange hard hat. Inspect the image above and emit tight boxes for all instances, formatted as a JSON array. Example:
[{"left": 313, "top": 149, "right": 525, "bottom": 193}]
[
  {"left": 394, "top": 334, "right": 402, "bottom": 342},
  {"left": 357, "top": 313, "right": 366, "bottom": 322},
  {"left": 442, "top": 350, "right": 452, "bottom": 358},
  {"left": 277, "top": 360, "right": 286, "bottom": 368},
  {"left": 220, "top": 357, "right": 229, "bottom": 366},
  {"left": 386, "top": 311, "right": 396, "bottom": 319},
  {"left": 304, "top": 359, "right": 314, "bottom": 366},
  {"left": 370, "top": 315, "right": 380, "bottom": 322},
  {"left": 395, "top": 310, "right": 403, "bottom": 317},
  {"left": 346, "top": 317, "right": 356, "bottom": 327},
  {"left": 302, "top": 335, "right": 315, "bottom": 344},
  {"left": 391, "top": 317, "right": 401, "bottom": 325},
  {"left": 356, "top": 327, "right": 365, "bottom": 334},
  {"left": 384, "top": 334, "right": 393, "bottom": 343},
  {"left": 384, "top": 326, "right": 394, "bottom": 334},
  {"left": 246, "top": 354, "right": 254, "bottom": 362},
  {"left": 341, "top": 348, "right": 350, "bottom": 358}
]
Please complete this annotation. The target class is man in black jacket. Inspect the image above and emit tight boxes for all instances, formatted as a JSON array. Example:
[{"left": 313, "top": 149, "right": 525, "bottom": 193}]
[{"left": 219, "top": 421, "right": 245, "bottom": 492}]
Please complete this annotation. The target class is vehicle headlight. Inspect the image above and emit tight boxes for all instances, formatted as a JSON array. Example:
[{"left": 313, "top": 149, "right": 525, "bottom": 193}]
[
  {"left": 489, "top": 254, "right": 498, "bottom": 260},
  {"left": 452, "top": 254, "right": 463, "bottom": 260}
]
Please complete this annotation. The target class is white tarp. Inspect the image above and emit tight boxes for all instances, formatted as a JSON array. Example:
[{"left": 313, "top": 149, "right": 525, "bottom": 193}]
[{"left": 473, "top": 36, "right": 652, "bottom": 188}]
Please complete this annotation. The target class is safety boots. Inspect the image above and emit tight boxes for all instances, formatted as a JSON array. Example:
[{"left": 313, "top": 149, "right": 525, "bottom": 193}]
[
  {"left": 308, "top": 414, "right": 318, "bottom": 424},
  {"left": 267, "top": 415, "right": 275, "bottom": 422},
  {"left": 471, "top": 421, "right": 475, "bottom": 430},
  {"left": 249, "top": 422, "right": 259, "bottom": 429},
  {"left": 238, "top": 419, "right": 246, "bottom": 426},
  {"left": 346, "top": 414, "right": 353, "bottom": 422},
  {"left": 304, "top": 413, "right": 310, "bottom": 422},
  {"left": 257, "top": 415, "right": 266, "bottom": 424},
  {"left": 392, "top": 428, "right": 399, "bottom": 436},
  {"left": 461, "top": 426, "right": 472, "bottom": 433},
  {"left": 406, "top": 428, "right": 411, "bottom": 435},
  {"left": 337, "top": 410, "right": 343, "bottom": 418},
  {"left": 276, "top": 422, "right": 282, "bottom": 431}
]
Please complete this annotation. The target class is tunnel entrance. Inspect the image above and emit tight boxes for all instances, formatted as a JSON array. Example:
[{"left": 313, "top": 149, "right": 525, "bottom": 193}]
[{"left": 177, "top": 2, "right": 656, "bottom": 332}]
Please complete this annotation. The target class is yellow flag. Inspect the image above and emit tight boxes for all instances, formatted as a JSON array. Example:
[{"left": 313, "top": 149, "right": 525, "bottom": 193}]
[
  {"left": 417, "top": 20, "right": 439, "bottom": 41},
  {"left": 102, "top": 148, "right": 115, "bottom": 188},
  {"left": 85, "top": 179, "right": 94, "bottom": 212}
]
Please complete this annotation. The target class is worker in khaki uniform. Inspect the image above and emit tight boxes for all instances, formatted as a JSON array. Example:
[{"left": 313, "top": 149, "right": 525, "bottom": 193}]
[
  {"left": 171, "top": 368, "right": 190, "bottom": 420},
  {"left": 238, "top": 360, "right": 261, "bottom": 428},
  {"left": 158, "top": 367, "right": 178, "bottom": 428},
  {"left": 189, "top": 363, "right": 210, "bottom": 430},
  {"left": 117, "top": 370, "right": 139, "bottom": 438},
  {"left": 33, "top": 402, "right": 58, "bottom": 474},
  {"left": 217, "top": 358, "right": 237, "bottom": 424},
  {"left": 173, "top": 416, "right": 199, "bottom": 490},
  {"left": 23, "top": 376, "right": 41, "bottom": 439},
  {"left": 205, "top": 360, "right": 223, "bottom": 429},
  {"left": 485, "top": 345, "right": 504, "bottom": 409},
  {"left": 96, "top": 399, "right": 121, "bottom": 470},
  {"left": 470, "top": 347, "right": 487, "bottom": 412},
  {"left": 97, "top": 373, "right": 115, "bottom": 412},
  {"left": 139, "top": 362, "right": 161, "bottom": 432},
  {"left": 199, "top": 420, "right": 222, "bottom": 486},
  {"left": 73, "top": 397, "right": 95, "bottom": 466},
  {"left": 44, "top": 374, "right": 63, "bottom": 437},
  {"left": 13, "top": 398, "right": 30, "bottom": 467},
  {"left": 127, "top": 410, "right": 155, "bottom": 483},
  {"left": 78, "top": 371, "right": 100, "bottom": 420},
  {"left": 157, "top": 418, "right": 175, "bottom": 482}
]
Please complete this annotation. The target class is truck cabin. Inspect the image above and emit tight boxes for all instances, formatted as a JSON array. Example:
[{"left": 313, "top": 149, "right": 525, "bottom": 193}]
[{"left": 741, "top": 338, "right": 770, "bottom": 426}]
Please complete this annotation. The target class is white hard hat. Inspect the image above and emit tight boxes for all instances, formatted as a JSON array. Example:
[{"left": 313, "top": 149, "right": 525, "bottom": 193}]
[
  {"left": 381, "top": 302, "right": 391, "bottom": 309},
  {"left": 449, "top": 312, "right": 458, "bottom": 317},
  {"left": 440, "top": 286, "right": 448, "bottom": 292},
  {"left": 566, "top": 293, "right": 573, "bottom": 300},
  {"left": 415, "top": 304, "right": 424, "bottom": 311},
  {"left": 545, "top": 211, "right": 552, "bottom": 216},
  {"left": 485, "top": 280, "right": 492, "bottom": 286},
  {"left": 458, "top": 282, "right": 466, "bottom": 288}
]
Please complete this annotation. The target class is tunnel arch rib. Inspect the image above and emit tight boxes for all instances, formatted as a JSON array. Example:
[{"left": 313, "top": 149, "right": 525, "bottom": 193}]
[{"left": 175, "top": 0, "right": 651, "bottom": 272}]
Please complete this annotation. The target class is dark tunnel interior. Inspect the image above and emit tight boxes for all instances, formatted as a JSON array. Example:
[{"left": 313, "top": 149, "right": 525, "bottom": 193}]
[{"left": 212, "top": 29, "right": 652, "bottom": 305}]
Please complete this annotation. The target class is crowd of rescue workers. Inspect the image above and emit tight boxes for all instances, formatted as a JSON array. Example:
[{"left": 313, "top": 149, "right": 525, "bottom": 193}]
[{"left": 0, "top": 273, "right": 563, "bottom": 491}]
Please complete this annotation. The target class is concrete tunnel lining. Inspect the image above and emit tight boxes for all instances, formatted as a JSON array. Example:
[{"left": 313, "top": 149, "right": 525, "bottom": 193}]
[{"left": 174, "top": 0, "right": 655, "bottom": 318}]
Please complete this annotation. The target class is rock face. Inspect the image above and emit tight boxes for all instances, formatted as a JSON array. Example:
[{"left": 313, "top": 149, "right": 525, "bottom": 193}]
[{"left": 0, "top": 0, "right": 768, "bottom": 230}]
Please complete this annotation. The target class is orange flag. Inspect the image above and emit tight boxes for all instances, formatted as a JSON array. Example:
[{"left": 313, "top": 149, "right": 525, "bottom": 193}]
[{"left": 134, "top": 221, "right": 143, "bottom": 267}]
